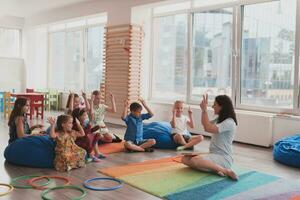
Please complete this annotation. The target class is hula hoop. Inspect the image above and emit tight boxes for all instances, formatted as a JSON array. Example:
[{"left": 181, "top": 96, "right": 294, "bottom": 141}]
[
  {"left": 11, "top": 175, "right": 52, "bottom": 189},
  {"left": 83, "top": 177, "right": 122, "bottom": 191},
  {"left": 0, "top": 183, "right": 14, "bottom": 197},
  {"left": 41, "top": 185, "right": 86, "bottom": 200},
  {"left": 28, "top": 175, "right": 71, "bottom": 190}
]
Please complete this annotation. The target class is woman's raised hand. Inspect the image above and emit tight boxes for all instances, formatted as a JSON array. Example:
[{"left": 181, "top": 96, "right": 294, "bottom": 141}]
[{"left": 200, "top": 94, "right": 208, "bottom": 111}]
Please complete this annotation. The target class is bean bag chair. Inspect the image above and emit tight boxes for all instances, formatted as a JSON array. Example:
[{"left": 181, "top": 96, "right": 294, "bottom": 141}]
[
  {"left": 273, "top": 134, "right": 300, "bottom": 168},
  {"left": 143, "top": 121, "right": 178, "bottom": 149},
  {"left": 4, "top": 135, "right": 56, "bottom": 168}
]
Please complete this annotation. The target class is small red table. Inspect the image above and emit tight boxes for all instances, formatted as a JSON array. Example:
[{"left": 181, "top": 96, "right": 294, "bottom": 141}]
[{"left": 11, "top": 93, "right": 44, "bottom": 119}]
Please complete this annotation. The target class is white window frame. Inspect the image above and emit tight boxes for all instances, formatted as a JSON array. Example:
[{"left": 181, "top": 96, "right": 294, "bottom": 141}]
[
  {"left": 0, "top": 26, "right": 22, "bottom": 59},
  {"left": 149, "top": 0, "right": 300, "bottom": 114},
  {"left": 47, "top": 15, "right": 106, "bottom": 93}
]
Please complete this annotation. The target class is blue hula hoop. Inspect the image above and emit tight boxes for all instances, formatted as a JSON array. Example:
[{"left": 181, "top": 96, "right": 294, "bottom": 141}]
[{"left": 83, "top": 177, "right": 123, "bottom": 191}]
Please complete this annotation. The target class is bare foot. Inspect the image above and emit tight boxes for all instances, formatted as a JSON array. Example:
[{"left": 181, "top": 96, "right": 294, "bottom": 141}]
[
  {"left": 225, "top": 169, "right": 239, "bottom": 181},
  {"left": 217, "top": 171, "right": 225, "bottom": 177}
]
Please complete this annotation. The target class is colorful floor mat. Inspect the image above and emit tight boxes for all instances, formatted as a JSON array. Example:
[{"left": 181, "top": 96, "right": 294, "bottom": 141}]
[
  {"left": 98, "top": 156, "right": 300, "bottom": 200},
  {"left": 98, "top": 141, "right": 125, "bottom": 154}
]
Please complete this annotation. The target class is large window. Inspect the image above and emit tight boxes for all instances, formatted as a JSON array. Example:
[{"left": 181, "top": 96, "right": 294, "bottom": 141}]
[
  {"left": 0, "top": 28, "right": 20, "bottom": 58},
  {"left": 152, "top": 14, "right": 188, "bottom": 101},
  {"left": 192, "top": 8, "right": 233, "bottom": 102},
  {"left": 49, "top": 32, "right": 65, "bottom": 89},
  {"left": 48, "top": 15, "right": 106, "bottom": 92},
  {"left": 151, "top": 0, "right": 300, "bottom": 113},
  {"left": 86, "top": 26, "right": 105, "bottom": 93},
  {"left": 65, "top": 30, "right": 83, "bottom": 90},
  {"left": 240, "top": 0, "right": 296, "bottom": 109}
]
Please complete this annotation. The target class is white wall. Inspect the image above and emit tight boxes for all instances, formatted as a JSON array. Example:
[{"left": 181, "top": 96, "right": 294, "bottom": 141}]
[
  {"left": 0, "top": 16, "right": 25, "bottom": 92},
  {"left": 273, "top": 115, "right": 300, "bottom": 144},
  {"left": 0, "top": 15, "right": 24, "bottom": 28}
]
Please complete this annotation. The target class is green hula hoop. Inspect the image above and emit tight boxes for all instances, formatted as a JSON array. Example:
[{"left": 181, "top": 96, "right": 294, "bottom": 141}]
[
  {"left": 11, "top": 175, "right": 52, "bottom": 189},
  {"left": 41, "top": 185, "right": 87, "bottom": 200}
]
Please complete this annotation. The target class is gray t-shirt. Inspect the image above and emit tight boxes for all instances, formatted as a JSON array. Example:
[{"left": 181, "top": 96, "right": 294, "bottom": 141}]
[{"left": 209, "top": 118, "right": 236, "bottom": 162}]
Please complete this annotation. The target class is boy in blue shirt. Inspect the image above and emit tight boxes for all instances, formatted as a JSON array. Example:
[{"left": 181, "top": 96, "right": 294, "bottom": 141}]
[{"left": 121, "top": 98, "right": 156, "bottom": 152}]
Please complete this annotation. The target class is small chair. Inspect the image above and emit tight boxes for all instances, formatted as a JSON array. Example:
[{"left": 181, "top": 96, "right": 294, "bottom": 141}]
[
  {"left": 30, "top": 94, "right": 44, "bottom": 119},
  {"left": 47, "top": 89, "right": 59, "bottom": 111},
  {"left": 26, "top": 88, "right": 34, "bottom": 93},
  {"left": 0, "top": 92, "right": 4, "bottom": 112},
  {"left": 36, "top": 89, "right": 49, "bottom": 111},
  {"left": 3, "top": 92, "right": 14, "bottom": 118}
]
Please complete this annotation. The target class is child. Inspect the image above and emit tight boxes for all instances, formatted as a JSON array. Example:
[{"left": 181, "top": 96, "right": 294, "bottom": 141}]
[
  {"left": 8, "top": 97, "right": 44, "bottom": 144},
  {"left": 66, "top": 91, "right": 90, "bottom": 115},
  {"left": 91, "top": 90, "right": 121, "bottom": 143},
  {"left": 171, "top": 100, "right": 203, "bottom": 151},
  {"left": 121, "top": 98, "right": 156, "bottom": 152},
  {"left": 72, "top": 108, "right": 104, "bottom": 162},
  {"left": 48, "top": 115, "right": 86, "bottom": 172}
]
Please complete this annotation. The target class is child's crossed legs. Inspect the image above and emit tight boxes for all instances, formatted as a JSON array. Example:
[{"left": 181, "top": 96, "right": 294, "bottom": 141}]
[
  {"left": 172, "top": 133, "right": 203, "bottom": 150},
  {"left": 124, "top": 139, "right": 156, "bottom": 152}
]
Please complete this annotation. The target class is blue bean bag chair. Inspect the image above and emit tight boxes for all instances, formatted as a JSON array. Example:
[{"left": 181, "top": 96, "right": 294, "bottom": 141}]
[
  {"left": 273, "top": 134, "right": 300, "bottom": 168},
  {"left": 143, "top": 121, "right": 178, "bottom": 149},
  {"left": 4, "top": 135, "right": 56, "bottom": 168}
]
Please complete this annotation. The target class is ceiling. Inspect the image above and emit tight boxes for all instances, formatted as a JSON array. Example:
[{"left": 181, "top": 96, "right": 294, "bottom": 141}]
[{"left": 0, "top": 0, "right": 95, "bottom": 18}]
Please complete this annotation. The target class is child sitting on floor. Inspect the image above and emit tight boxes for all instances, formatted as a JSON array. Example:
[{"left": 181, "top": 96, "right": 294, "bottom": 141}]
[
  {"left": 91, "top": 90, "right": 122, "bottom": 143},
  {"left": 171, "top": 100, "right": 203, "bottom": 151},
  {"left": 121, "top": 98, "right": 156, "bottom": 152},
  {"left": 72, "top": 108, "right": 105, "bottom": 162},
  {"left": 66, "top": 91, "right": 90, "bottom": 115},
  {"left": 48, "top": 115, "right": 86, "bottom": 172}
]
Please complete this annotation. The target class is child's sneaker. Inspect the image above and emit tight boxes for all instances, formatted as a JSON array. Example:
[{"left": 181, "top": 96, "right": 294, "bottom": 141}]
[
  {"left": 97, "top": 153, "right": 107, "bottom": 159},
  {"left": 176, "top": 146, "right": 185, "bottom": 151},
  {"left": 85, "top": 157, "right": 93, "bottom": 163},
  {"left": 92, "top": 156, "right": 101, "bottom": 162},
  {"left": 144, "top": 148, "right": 154, "bottom": 152}
]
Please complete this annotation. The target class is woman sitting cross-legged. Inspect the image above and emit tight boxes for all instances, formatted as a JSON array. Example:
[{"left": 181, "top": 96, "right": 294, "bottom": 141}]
[{"left": 182, "top": 94, "right": 238, "bottom": 180}]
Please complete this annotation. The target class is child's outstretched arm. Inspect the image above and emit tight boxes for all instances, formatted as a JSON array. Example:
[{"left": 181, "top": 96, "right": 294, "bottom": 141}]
[
  {"left": 47, "top": 117, "right": 57, "bottom": 139},
  {"left": 187, "top": 106, "right": 195, "bottom": 128},
  {"left": 106, "top": 92, "right": 117, "bottom": 113},
  {"left": 170, "top": 108, "right": 176, "bottom": 128},
  {"left": 90, "top": 93, "right": 95, "bottom": 122},
  {"left": 139, "top": 98, "right": 154, "bottom": 117},
  {"left": 69, "top": 91, "right": 74, "bottom": 112},
  {"left": 74, "top": 118, "right": 85, "bottom": 137},
  {"left": 82, "top": 90, "right": 91, "bottom": 111},
  {"left": 121, "top": 100, "right": 129, "bottom": 120}
]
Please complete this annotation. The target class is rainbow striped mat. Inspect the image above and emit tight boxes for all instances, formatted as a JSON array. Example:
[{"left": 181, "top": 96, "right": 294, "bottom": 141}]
[{"left": 98, "top": 156, "right": 300, "bottom": 200}]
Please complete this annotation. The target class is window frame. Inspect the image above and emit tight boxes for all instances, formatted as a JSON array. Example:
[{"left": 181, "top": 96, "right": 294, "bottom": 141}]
[
  {"left": 0, "top": 26, "right": 22, "bottom": 59},
  {"left": 149, "top": 0, "right": 300, "bottom": 114},
  {"left": 47, "top": 16, "right": 106, "bottom": 93}
]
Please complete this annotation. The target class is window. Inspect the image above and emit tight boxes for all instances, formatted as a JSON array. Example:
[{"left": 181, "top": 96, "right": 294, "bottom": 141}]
[
  {"left": 152, "top": 14, "right": 188, "bottom": 101},
  {"left": 65, "top": 30, "right": 83, "bottom": 90},
  {"left": 86, "top": 26, "right": 105, "bottom": 93},
  {"left": 191, "top": 8, "right": 233, "bottom": 102},
  {"left": 49, "top": 32, "right": 65, "bottom": 89},
  {"left": 0, "top": 28, "right": 20, "bottom": 58},
  {"left": 48, "top": 15, "right": 106, "bottom": 91},
  {"left": 150, "top": 0, "right": 300, "bottom": 113},
  {"left": 240, "top": 0, "right": 296, "bottom": 109}
]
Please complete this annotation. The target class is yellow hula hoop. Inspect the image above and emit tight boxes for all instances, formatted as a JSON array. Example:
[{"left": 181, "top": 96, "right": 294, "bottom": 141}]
[{"left": 0, "top": 183, "right": 14, "bottom": 197}]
